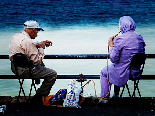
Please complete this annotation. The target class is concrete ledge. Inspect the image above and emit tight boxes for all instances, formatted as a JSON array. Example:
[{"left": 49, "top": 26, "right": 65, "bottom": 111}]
[{"left": 0, "top": 96, "right": 155, "bottom": 116}]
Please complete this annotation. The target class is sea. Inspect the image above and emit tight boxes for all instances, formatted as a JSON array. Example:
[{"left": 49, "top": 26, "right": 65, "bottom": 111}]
[{"left": 0, "top": 0, "right": 155, "bottom": 97}]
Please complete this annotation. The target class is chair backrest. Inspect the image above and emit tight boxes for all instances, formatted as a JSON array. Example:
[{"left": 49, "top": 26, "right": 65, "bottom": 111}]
[
  {"left": 130, "top": 53, "right": 146, "bottom": 68},
  {"left": 129, "top": 53, "right": 146, "bottom": 80},
  {"left": 13, "top": 53, "right": 33, "bottom": 68}
]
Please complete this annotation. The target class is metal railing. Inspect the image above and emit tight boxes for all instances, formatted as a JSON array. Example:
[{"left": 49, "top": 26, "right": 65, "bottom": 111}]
[
  {"left": 1, "top": 54, "right": 155, "bottom": 59},
  {"left": 0, "top": 54, "right": 155, "bottom": 80}
]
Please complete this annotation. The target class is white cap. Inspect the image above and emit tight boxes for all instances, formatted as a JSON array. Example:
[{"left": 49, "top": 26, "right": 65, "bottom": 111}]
[{"left": 24, "top": 20, "right": 44, "bottom": 31}]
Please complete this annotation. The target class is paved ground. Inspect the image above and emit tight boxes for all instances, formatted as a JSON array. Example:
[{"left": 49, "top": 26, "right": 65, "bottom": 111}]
[{"left": 0, "top": 96, "right": 155, "bottom": 116}]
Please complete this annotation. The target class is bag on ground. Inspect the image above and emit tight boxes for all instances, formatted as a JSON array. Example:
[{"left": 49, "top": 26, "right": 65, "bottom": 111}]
[
  {"left": 49, "top": 89, "right": 67, "bottom": 105},
  {"left": 63, "top": 80, "right": 82, "bottom": 108}
]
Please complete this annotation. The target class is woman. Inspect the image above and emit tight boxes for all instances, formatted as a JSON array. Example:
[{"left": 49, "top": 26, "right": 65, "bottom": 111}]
[{"left": 100, "top": 16, "right": 145, "bottom": 102}]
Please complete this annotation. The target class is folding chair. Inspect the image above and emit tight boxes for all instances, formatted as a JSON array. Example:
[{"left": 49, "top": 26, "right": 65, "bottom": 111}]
[
  {"left": 13, "top": 53, "right": 37, "bottom": 102},
  {"left": 120, "top": 53, "right": 146, "bottom": 97}
]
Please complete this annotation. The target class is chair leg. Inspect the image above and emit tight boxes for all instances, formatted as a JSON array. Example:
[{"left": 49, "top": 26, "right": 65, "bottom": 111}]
[
  {"left": 17, "top": 79, "right": 27, "bottom": 102},
  {"left": 33, "top": 80, "right": 37, "bottom": 92},
  {"left": 137, "top": 82, "right": 141, "bottom": 98},
  {"left": 18, "top": 79, "right": 23, "bottom": 97},
  {"left": 126, "top": 83, "right": 131, "bottom": 97},
  {"left": 132, "top": 80, "right": 141, "bottom": 97},
  {"left": 120, "top": 86, "right": 125, "bottom": 98},
  {"left": 120, "top": 83, "right": 131, "bottom": 97},
  {"left": 132, "top": 81, "right": 136, "bottom": 97},
  {"left": 28, "top": 79, "right": 37, "bottom": 100},
  {"left": 120, "top": 80, "right": 141, "bottom": 98}
]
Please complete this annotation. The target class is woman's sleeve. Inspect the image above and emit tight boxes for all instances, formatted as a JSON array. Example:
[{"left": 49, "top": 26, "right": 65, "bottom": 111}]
[{"left": 109, "top": 37, "right": 123, "bottom": 63}]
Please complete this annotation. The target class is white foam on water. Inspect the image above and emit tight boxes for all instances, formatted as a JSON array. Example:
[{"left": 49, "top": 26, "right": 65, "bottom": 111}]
[{"left": 1, "top": 25, "right": 155, "bottom": 97}]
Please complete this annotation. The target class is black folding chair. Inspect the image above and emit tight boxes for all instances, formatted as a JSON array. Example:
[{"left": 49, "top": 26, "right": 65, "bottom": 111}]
[
  {"left": 13, "top": 53, "right": 37, "bottom": 102},
  {"left": 120, "top": 53, "right": 146, "bottom": 97}
]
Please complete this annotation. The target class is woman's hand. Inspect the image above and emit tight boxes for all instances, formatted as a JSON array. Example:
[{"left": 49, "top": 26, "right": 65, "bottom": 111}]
[{"left": 108, "top": 37, "right": 114, "bottom": 47}]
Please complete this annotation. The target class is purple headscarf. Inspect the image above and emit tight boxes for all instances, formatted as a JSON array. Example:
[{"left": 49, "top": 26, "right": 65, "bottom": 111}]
[{"left": 119, "top": 16, "right": 136, "bottom": 33}]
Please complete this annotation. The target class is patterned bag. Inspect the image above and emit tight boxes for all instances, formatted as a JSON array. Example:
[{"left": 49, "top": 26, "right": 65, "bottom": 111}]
[
  {"left": 63, "top": 80, "right": 82, "bottom": 108},
  {"left": 49, "top": 89, "right": 67, "bottom": 105}
]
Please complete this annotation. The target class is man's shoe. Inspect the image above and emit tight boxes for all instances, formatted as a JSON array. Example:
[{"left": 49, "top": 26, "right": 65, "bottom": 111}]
[{"left": 30, "top": 95, "right": 43, "bottom": 105}]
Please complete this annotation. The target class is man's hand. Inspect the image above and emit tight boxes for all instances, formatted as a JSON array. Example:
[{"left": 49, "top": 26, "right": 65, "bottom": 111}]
[
  {"left": 37, "top": 42, "right": 45, "bottom": 49},
  {"left": 43, "top": 40, "right": 52, "bottom": 47},
  {"left": 36, "top": 40, "right": 52, "bottom": 49}
]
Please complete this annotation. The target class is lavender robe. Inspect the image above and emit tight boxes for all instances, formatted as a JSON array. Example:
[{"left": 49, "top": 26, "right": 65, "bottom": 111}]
[
  {"left": 100, "top": 31, "right": 145, "bottom": 97},
  {"left": 100, "top": 16, "right": 146, "bottom": 97}
]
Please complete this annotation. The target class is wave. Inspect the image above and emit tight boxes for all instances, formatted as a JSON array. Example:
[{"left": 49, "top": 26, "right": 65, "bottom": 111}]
[{"left": 0, "top": 0, "right": 155, "bottom": 29}]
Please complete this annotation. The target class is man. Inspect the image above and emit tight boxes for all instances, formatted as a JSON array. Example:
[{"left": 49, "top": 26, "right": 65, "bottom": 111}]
[{"left": 9, "top": 20, "right": 57, "bottom": 104}]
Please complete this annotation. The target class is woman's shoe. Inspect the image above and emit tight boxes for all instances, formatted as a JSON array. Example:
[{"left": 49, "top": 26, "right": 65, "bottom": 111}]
[{"left": 98, "top": 98, "right": 109, "bottom": 103}]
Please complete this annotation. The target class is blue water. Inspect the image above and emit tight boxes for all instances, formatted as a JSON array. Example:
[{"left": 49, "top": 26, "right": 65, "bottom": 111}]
[
  {"left": 0, "top": 0, "right": 155, "bottom": 28},
  {"left": 0, "top": 0, "right": 155, "bottom": 97}
]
